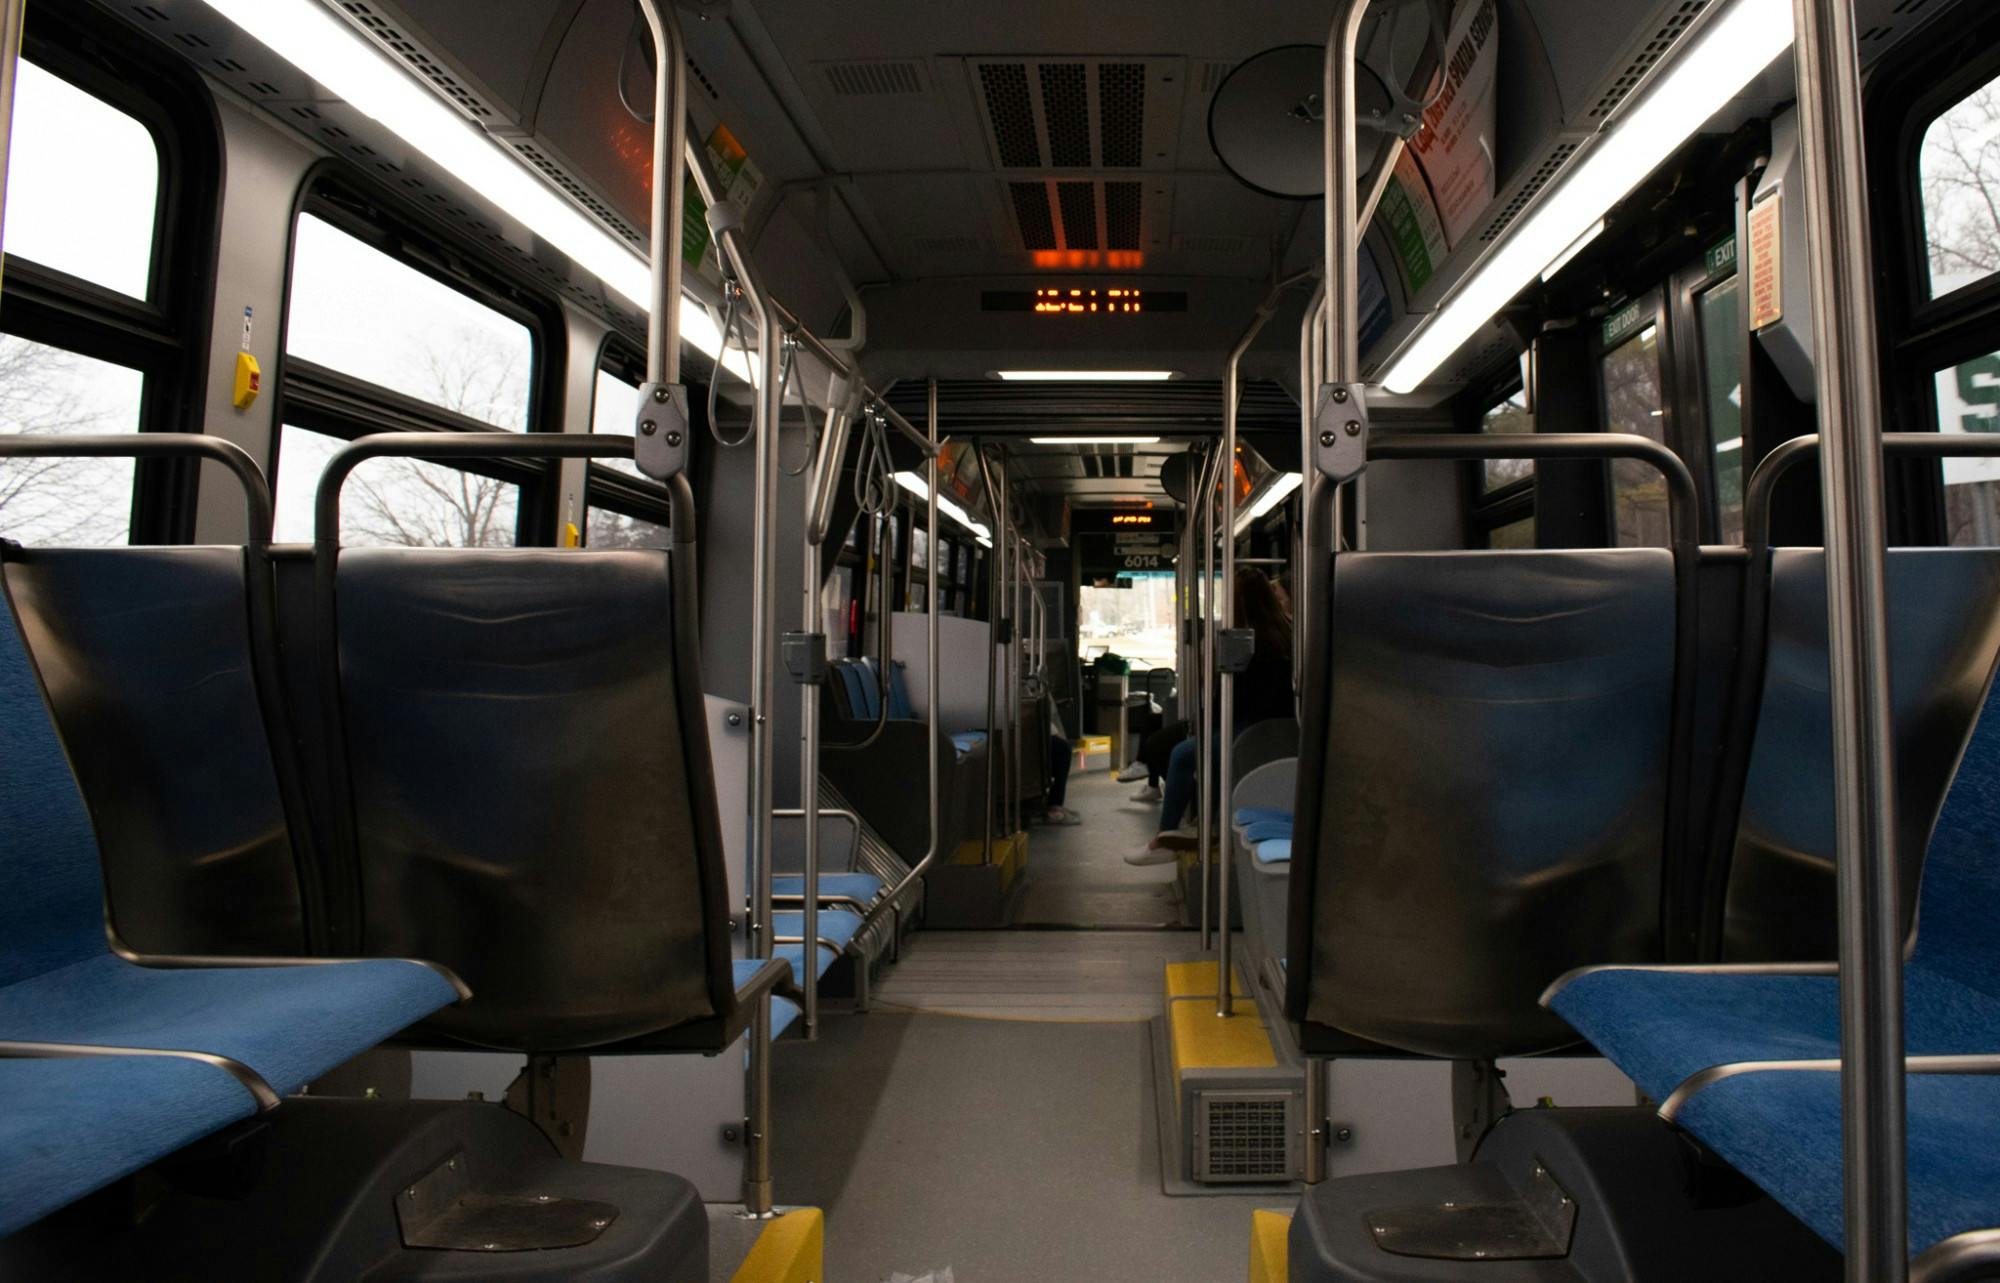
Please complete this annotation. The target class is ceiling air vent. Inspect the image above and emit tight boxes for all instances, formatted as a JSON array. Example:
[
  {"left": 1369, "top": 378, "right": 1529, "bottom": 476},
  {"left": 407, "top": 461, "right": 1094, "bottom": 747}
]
[
  {"left": 1474, "top": 140, "right": 1580, "bottom": 243},
  {"left": 1041, "top": 63, "right": 1092, "bottom": 166},
  {"left": 1193, "top": 59, "right": 1234, "bottom": 96},
  {"left": 1010, "top": 182, "right": 1059, "bottom": 251},
  {"left": 822, "top": 60, "right": 926, "bottom": 97},
  {"left": 335, "top": 2, "right": 497, "bottom": 121},
  {"left": 1099, "top": 63, "right": 1145, "bottom": 166},
  {"left": 981, "top": 64, "right": 1042, "bottom": 167},
  {"left": 508, "top": 140, "right": 645, "bottom": 246},
  {"left": 1587, "top": 1, "right": 1707, "bottom": 121},
  {"left": 1057, "top": 181, "right": 1097, "bottom": 249},
  {"left": 1104, "top": 181, "right": 1142, "bottom": 251}
]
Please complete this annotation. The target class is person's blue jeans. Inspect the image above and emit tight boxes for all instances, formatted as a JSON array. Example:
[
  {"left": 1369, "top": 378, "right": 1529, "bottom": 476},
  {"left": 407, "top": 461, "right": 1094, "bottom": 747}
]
[
  {"left": 1049, "top": 735, "right": 1073, "bottom": 808},
  {"left": 1159, "top": 736, "right": 1199, "bottom": 831}
]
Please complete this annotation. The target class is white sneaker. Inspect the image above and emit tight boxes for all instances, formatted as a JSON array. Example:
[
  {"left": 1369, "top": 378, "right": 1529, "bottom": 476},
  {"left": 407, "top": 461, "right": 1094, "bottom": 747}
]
[
  {"left": 1114, "top": 761, "right": 1149, "bottom": 783},
  {"left": 1133, "top": 784, "right": 1162, "bottom": 803},
  {"left": 1124, "top": 842, "right": 1176, "bottom": 867},
  {"left": 1044, "top": 805, "right": 1083, "bottom": 826}
]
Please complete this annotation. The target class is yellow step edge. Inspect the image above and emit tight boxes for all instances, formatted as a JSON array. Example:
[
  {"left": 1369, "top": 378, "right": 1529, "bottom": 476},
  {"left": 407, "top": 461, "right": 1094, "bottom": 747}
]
[
  {"left": 1248, "top": 1209, "right": 1291, "bottom": 1283},
  {"left": 1164, "top": 959, "right": 1246, "bottom": 1001},
  {"left": 1168, "top": 994, "right": 1276, "bottom": 1084},
  {"left": 730, "top": 1207, "right": 824, "bottom": 1283}
]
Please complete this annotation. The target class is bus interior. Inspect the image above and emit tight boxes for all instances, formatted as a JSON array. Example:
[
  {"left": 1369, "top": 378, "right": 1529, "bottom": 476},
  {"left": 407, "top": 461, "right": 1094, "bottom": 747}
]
[{"left": 1, "top": 0, "right": 1997, "bottom": 1279}]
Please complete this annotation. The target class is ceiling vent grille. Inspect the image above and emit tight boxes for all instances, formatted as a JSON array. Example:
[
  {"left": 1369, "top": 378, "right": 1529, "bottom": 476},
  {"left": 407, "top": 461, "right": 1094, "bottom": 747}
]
[
  {"left": 1056, "top": 181, "right": 1098, "bottom": 249},
  {"left": 1010, "top": 182, "right": 1059, "bottom": 251},
  {"left": 1587, "top": 1, "right": 1707, "bottom": 121},
  {"left": 1193, "top": 59, "right": 1234, "bottom": 96},
  {"left": 1099, "top": 63, "right": 1145, "bottom": 165},
  {"left": 1443, "top": 331, "right": 1517, "bottom": 384},
  {"left": 1475, "top": 140, "right": 1579, "bottom": 243},
  {"left": 1104, "top": 181, "right": 1142, "bottom": 251},
  {"left": 508, "top": 140, "right": 645, "bottom": 245},
  {"left": 981, "top": 64, "right": 1042, "bottom": 167},
  {"left": 335, "top": 2, "right": 495, "bottom": 121},
  {"left": 823, "top": 60, "right": 925, "bottom": 96},
  {"left": 1041, "top": 63, "right": 1092, "bottom": 166}
]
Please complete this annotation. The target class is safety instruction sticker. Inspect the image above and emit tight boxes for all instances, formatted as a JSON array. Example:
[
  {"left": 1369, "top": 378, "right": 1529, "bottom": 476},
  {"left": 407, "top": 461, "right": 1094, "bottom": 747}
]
[
  {"left": 1378, "top": 146, "right": 1450, "bottom": 296},
  {"left": 1748, "top": 191, "right": 1784, "bottom": 331},
  {"left": 1409, "top": 0, "right": 1499, "bottom": 248},
  {"left": 682, "top": 123, "right": 767, "bottom": 269}
]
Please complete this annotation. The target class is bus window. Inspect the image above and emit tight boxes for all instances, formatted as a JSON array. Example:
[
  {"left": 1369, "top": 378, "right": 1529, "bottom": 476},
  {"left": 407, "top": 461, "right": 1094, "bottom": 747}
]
[
  {"left": 0, "top": 338, "right": 143, "bottom": 545},
  {"left": 1935, "top": 348, "right": 2000, "bottom": 546},
  {"left": 1920, "top": 71, "right": 2000, "bottom": 300},
  {"left": 1479, "top": 388, "right": 1533, "bottom": 493},
  {"left": 590, "top": 368, "right": 644, "bottom": 479},
  {"left": 1078, "top": 569, "right": 1176, "bottom": 668},
  {"left": 1697, "top": 274, "right": 1747, "bottom": 543},
  {"left": 0, "top": 62, "right": 158, "bottom": 546},
  {"left": 584, "top": 364, "right": 672, "bottom": 549},
  {"left": 1602, "top": 323, "right": 1670, "bottom": 548},
  {"left": 3, "top": 61, "right": 157, "bottom": 299},
  {"left": 272, "top": 424, "right": 520, "bottom": 546},
  {"left": 1487, "top": 515, "right": 1535, "bottom": 549}
]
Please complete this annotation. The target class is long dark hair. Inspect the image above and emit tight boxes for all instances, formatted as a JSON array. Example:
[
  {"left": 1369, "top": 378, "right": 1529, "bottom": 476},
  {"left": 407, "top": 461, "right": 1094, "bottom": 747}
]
[{"left": 1235, "top": 566, "right": 1293, "bottom": 663}]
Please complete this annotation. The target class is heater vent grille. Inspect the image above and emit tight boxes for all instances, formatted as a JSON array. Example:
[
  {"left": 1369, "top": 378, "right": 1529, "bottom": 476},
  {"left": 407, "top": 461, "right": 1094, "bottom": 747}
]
[
  {"left": 1477, "top": 141, "right": 1580, "bottom": 243},
  {"left": 336, "top": 2, "right": 494, "bottom": 120},
  {"left": 1194, "top": 1091, "right": 1297, "bottom": 1182},
  {"left": 1587, "top": 1, "right": 1708, "bottom": 121}
]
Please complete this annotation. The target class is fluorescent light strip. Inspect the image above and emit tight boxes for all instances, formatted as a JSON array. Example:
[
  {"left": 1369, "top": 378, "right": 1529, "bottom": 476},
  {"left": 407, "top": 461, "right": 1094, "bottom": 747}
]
[
  {"left": 994, "top": 370, "right": 1178, "bottom": 382},
  {"left": 1026, "top": 436, "right": 1163, "bottom": 445},
  {"left": 893, "top": 471, "right": 991, "bottom": 541},
  {"left": 1379, "top": 0, "right": 1792, "bottom": 394},
  {"left": 1235, "top": 472, "right": 1302, "bottom": 534},
  {"left": 202, "top": 0, "right": 766, "bottom": 386},
  {"left": 1539, "top": 219, "right": 1605, "bottom": 283}
]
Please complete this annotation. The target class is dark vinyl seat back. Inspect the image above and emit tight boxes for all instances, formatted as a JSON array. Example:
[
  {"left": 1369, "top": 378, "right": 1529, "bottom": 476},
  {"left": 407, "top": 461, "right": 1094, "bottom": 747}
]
[
  {"left": 1287, "top": 549, "right": 1678, "bottom": 1058},
  {"left": 1231, "top": 717, "right": 1299, "bottom": 788},
  {"left": 1, "top": 546, "right": 311, "bottom": 958},
  {"left": 1724, "top": 547, "right": 2000, "bottom": 960},
  {"left": 325, "top": 547, "right": 734, "bottom": 1052}
]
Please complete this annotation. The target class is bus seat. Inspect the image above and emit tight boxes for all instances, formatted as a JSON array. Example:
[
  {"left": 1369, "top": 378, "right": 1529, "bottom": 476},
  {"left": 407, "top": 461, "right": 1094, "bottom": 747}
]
[
  {"left": 1231, "top": 756, "right": 1298, "bottom": 996},
  {"left": 1547, "top": 549, "right": 2000, "bottom": 1106},
  {"left": 1288, "top": 549, "right": 1679, "bottom": 1059},
  {"left": 0, "top": 563, "right": 461, "bottom": 1096},
  {"left": 773, "top": 908, "right": 864, "bottom": 985},
  {"left": 315, "top": 545, "right": 759, "bottom": 1054},
  {"left": 1253, "top": 839, "right": 1291, "bottom": 865},
  {"left": 1721, "top": 548, "right": 2000, "bottom": 960},
  {"left": 772, "top": 872, "right": 886, "bottom": 904},
  {"left": 1232, "top": 717, "right": 1299, "bottom": 785},
  {"left": 0, "top": 1054, "right": 264, "bottom": 1238}
]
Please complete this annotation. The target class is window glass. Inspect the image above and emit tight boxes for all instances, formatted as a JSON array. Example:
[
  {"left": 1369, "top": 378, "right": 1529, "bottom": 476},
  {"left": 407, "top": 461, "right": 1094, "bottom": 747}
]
[
  {"left": 1602, "top": 323, "right": 1670, "bottom": 548},
  {"left": 589, "top": 367, "right": 643, "bottom": 478},
  {"left": 286, "top": 214, "right": 533, "bottom": 427},
  {"left": 911, "top": 526, "right": 929, "bottom": 571},
  {"left": 1077, "top": 569, "right": 1176, "bottom": 668},
  {"left": 587, "top": 508, "right": 670, "bottom": 550},
  {"left": 4, "top": 62, "right": 158, "bottom": 298},
  {"left": 1935, "top": 348, "right": 2000, "bottom": 546},
  {"left": 1480, "top": 389, "right": 1533, "bottom": 492},
  {"left": 1487, "top": 515, "right": 1534, "bottom": 549},
  {"left": 1920, "top": 73, "right": 2000, "bottom": 299},
  {"left": 822, "top": 565, "right": 853, "bottom": 657},
  {"left": 1698, "top": 275, "right": 1747, "bottom": 543},
  {"left": 273, "top": 424, "right": 518, "bottom": 546},
  {"left": 0, "top": 336, "right": 142, "bottom": 545}
]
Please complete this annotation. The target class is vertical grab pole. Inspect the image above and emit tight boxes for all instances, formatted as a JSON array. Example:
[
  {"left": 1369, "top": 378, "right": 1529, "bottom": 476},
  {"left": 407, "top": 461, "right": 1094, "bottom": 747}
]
[
  {"left": 978, "top": 448, "right": 1001, "bottom": 865},
  {"left": 927, "top": 382, "right": 942, "bottom": 910},
  {"left": 0, "top": 0, "right": 24, "bottom": 283},
  {"left": 1296, "top": 281, "right": 1326, "bottom": 702},
  {"left": 1793, "top": 0, "right": 1905, "bottom": 1275},
  {"left": 1199, "top": 440, "right": 1218, "bottom": 955}
]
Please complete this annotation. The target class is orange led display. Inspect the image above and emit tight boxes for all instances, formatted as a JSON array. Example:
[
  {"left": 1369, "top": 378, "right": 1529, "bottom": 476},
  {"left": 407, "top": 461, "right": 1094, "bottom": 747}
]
[
  {"left": 1033, "top": 286, "right": 1146, "bottom": 315},
  {"left": 1110, "top": 513, "right": 1154, "bottom": 525}
]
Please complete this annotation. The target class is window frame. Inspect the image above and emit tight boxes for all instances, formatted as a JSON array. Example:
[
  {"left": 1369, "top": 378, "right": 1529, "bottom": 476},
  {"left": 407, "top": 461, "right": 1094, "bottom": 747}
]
[
  {"left": 1462, "top": 368, "right": 1535, "bottom": 547},
  {"left": 271, "top": 168, "right": 567, "bottom": 547},
  {"left": 583, "top": 335, "right": 675, "bottom": 543},
  {"left": 1593, "top": 286, "right": 1686, "bottom": 547},
  {"left": 1668, "top": 245, "right": 1747, "bottom": 543},
  {"left": 0, "top": 5, "right": 223, "bottom": 543}
]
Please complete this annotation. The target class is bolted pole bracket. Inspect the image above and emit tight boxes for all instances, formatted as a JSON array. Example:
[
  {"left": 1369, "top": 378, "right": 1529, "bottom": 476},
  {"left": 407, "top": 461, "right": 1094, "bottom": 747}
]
[
  {"left": 780, "top": 632, "right": 827, "bottom": 685},
  {"left": 1312, "top": 382, "right": 1370, "bottom": 483},
  {"left": 1216, "top": 628, "right": 1256, "bottom": 675},
  {"left": 633, "top": 383, "right": 691, "bottom": 481}
]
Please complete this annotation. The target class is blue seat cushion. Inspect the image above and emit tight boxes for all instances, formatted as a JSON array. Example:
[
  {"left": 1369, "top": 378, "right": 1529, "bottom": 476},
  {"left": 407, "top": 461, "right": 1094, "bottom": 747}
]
[
  {"left": 0, "top": 1054, "right": 261, "bottom": 1236},
  {"left": 0, "top": 955, "right": 459, "bottom": 1098},
  {"left": 772, "top": 909, "right": 863, "bottom": 986},
  {"left": 1673, "top": 1068, "right": 2000, "bottom": 1255},
  {"left": 1234, "top": 806, "right": 1291, "bottom": 828},
  {"left": 950, "top": 731, "right": 987, "bottom": 756},
  {"left": 884, "top": 661, "right": 916, "bottom": 721},
  {"left": 731, "top": 959, "right": 800, "bottom": 1041},
  {"left": 772, "top": 872, "right": 885, "bottom": 904},
  {"left": 1241, "top": 819, "right": 1293, "bottom": 844},
  {"left": 1547, "top": 966, "right": 2000, "bottom": 1106},
  {"left": 1253, "top": 839, "right": 1292, "bottom": 866}
]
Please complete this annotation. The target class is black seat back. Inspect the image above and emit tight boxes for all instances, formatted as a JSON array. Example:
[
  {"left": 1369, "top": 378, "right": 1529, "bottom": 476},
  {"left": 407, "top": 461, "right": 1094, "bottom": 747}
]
[
  {"left": 1723, "top": 548, "right": 2000, "bottom": 959},
  {"left": 1286, "top": 548, "right": 1678, "bottom": 1057},
  {"left": 2, "top": 547, "right": 313, "bottom": 958},
  {"left": 1231, "top": 717, "right": 1299, "bottom": 787}
]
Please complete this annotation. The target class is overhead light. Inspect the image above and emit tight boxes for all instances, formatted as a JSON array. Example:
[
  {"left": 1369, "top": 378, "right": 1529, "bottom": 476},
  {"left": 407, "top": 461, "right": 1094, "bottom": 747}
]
[
  {"left": 201, "top": 0, "right": 767, "bottom": 387},
  {"left": 1379, "top": 0, "right": 1791, "bottom": 395},
  {"left": 993, "top": 370, "right": 1179, "bottom": 382},
  {"left": 1027, "top": 436, "right": 1163, "bottom": 445},
  {"left": 1539, "top": 220, "right": 1605, "bottom": 282},
  {"left": 893, "top": 471, "right": 991, "bottom": 541},
  {"left": 1235, "top": 472, "right": 1302, "bottom": 535}
]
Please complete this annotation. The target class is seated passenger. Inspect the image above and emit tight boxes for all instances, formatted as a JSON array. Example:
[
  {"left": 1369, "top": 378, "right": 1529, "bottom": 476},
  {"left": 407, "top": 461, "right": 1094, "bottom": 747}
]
[
  {"left": 1127, "top": 568, "right": 1293, "bottom": 865},
  {"left": 1116, "top": 719, "right": 1190, "bottom": 802},
  {"left": 1042, "top": 688, "right": 1082, "bottom": 826}
]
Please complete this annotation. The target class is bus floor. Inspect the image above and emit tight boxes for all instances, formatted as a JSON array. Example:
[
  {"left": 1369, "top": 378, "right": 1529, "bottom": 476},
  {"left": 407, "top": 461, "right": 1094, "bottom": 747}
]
[
  {"left": 1013, "top": 766, "right": 1183, "bottom": 929},
  {"left": 773, "top": 931, "right": 1271, "bottom": 1282}
]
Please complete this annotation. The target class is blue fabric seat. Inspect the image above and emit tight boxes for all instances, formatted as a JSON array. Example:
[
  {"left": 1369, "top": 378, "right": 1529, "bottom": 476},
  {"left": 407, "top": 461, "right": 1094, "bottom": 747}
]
[
  {"left": 0, "top": 1055, "right": 263, "bottom": 1237},
  {"left": 950, "top": 731, "right": 988, "bottom": 755},
  {"left": 1672, "top": 1068, "right": 2000, "bottom": 1256},
  {"left": 772, "top": 872, "right": 885, "bottom": 904},
  {"left": 731, "top": 960, "right": 800, "bottom": 1041},
  {"left": 1253, "top": 838, "right": 1292, "bottom": 866},
  {"left": 1234, "top": 805, "right": 1292, "bottom": 828},
  {"left": 772, "top": 908, "right": 863, "bottom": 987},
  {"left": 0, "top": 580, "right": 461, "bottom": 1107},
  {"left": 1241, "top": 819, "right": 1293, "bottom": 844}
]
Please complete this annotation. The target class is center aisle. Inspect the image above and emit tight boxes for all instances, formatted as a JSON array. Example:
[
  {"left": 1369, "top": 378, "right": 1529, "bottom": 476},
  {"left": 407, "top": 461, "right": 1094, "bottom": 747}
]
[
  {"left": 1014, "top": 765, "right": 1182, "bottom": 928},
  {"left": 770, "top": 933, "right": 1272, "bottom": 1282}
]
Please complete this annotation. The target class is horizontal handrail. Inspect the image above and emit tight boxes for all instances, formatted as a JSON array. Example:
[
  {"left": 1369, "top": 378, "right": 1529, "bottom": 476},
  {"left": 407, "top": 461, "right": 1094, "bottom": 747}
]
[
  {"left": 1747, "top": 433, "right": 2000, "bottom": 549},
  {"left": 0, "top": 433, "right": 272, "bottom": 546}
]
